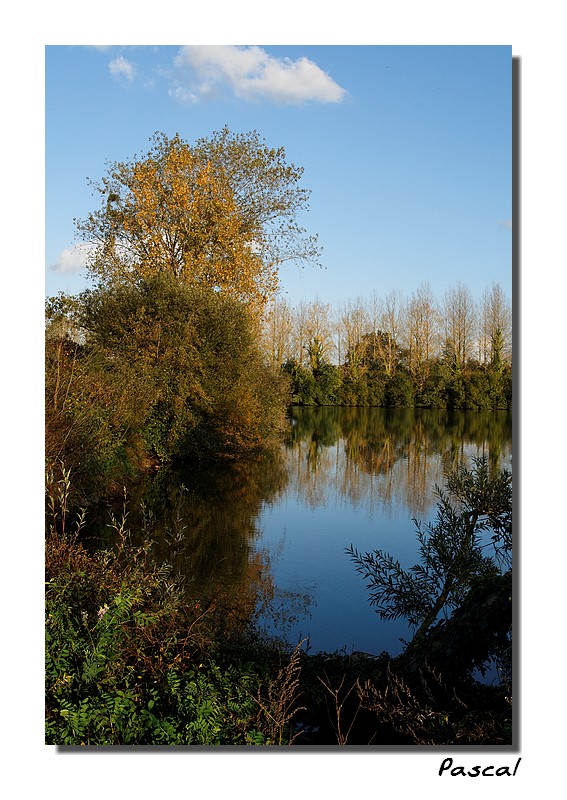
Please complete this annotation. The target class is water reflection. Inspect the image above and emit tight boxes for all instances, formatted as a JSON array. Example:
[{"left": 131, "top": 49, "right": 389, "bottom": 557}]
[
  {"left": 258, "top": 407, "right": 511, "bottom": 653},
  {"left": 285, "top": 406, "right": 512, "bottom": 518},
  {"left": 90, "top": 407, "right": 512, "bottom": 655},
  {"left": 91, "top": 448, "right": 299, "bottom": 637}
]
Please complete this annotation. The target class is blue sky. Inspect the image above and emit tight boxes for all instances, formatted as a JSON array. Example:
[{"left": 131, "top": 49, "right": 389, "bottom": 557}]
[{"left": 45, "top": 45, "right": 512, "bottom": 308}]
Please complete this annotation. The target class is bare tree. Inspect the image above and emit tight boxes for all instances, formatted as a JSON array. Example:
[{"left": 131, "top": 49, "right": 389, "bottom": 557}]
[
  {"left": 403, "top": 283, "right": 441, "bottom": 393},
  {"left": 293, "top": 299, "right": 336, "bottom": 369},
  {"left": 262, "top": 298, "right": 294, "bottom": 368},
  {"left": 442, "top": 283, "right": 477, "bottom": 374},
  {"left": 479, "top": 283, "right": 512, "bottom": 367},
  {"left": 376, "top": 290, "right": 405, "bottom": 377},
  {"left": 338, "top": 297, "right": 369, "bottom": 375}
]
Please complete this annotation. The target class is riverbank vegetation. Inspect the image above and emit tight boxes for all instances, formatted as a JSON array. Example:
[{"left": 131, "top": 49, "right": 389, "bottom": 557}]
[
  {"left": 45, "top": 128, "right": 512, "bottom": 745},
  {"left": 264, "top": 283, "right": 512, "bottom": 409},
  {"left": 46, "top": 276, "right": 288, "bottom": 503},
  {"left": 46, "top": 457, "right": 512, "bottom": 745},
  {"left": 46, "top": 128, "right": 313, "bottom": 501},
  {"left": 46, "top": 275, "right": 511, "bottom": 503}
]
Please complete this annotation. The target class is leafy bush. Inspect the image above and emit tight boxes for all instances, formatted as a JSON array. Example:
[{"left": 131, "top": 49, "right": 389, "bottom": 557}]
[
  {"left": 45, "top": 466, "right": 303, "bottom": 745},
  {"left": 46, "top": 276, "right": 289, "bottom": 504}
]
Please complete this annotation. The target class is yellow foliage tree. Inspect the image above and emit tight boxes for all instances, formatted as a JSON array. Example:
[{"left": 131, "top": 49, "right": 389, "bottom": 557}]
[{"left": 76, "top": 130, "right": 320, "bottom": 311}]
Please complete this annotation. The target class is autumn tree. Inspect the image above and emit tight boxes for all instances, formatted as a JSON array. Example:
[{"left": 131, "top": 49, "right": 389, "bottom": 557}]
[
  {"left": 192, "top": 127, "right": 320, "bottom": 273},
  {"left": 75, "top": 129, "right": 320, "bottom": 311},
  {"left": 48, "top": 128, "right": 316, "bottom": 482}
]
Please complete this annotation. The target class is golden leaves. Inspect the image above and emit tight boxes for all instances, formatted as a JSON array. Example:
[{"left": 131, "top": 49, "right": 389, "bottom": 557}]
[
  {"left": 77, "top": 129, "right": 319, "bottom": 313},
  {"left": 93, "top": 140, "right": 275, "bottom": 310}
]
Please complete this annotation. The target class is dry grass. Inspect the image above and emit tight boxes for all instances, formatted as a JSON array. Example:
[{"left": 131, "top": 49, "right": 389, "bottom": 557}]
[{"left": 252, "top": 640, "right": 306, "bottom": 745}]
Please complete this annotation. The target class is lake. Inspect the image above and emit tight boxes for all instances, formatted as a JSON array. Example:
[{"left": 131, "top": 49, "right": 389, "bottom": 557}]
[{"left": 96, "top": 406, "right": 512, "bottom": 659}]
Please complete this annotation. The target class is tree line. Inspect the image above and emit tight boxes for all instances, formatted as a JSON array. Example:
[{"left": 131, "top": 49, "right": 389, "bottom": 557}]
[
  {"left": 262, "top": 282, "right": 512, "bottom": 409},
  {"left": 46, "top": 127, "right": 511, "bottom": 502}
]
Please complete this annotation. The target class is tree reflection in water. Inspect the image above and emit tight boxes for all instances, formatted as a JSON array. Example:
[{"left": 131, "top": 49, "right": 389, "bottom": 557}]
[
  {"left": 285, "top": 406, "right": 511, "bottom": 519},
  {"left": 89, "top": 445, "right": 314, "bottom": 642},
  {"left": 89, "top": 407, "right": 511, "bottom": 653},
  {"left": 262, "top": 406, "right": 511, "bottom": 653}
]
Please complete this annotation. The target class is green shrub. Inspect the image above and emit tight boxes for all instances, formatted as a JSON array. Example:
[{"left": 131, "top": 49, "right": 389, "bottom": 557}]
[{"left": 45, "top": 468, "right": 303, "bottom": 745}]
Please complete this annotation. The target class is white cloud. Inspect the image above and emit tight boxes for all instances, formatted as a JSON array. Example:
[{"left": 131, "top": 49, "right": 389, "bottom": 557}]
[
  {"left": 497, "top": 219, "right": 512, "bottom": 231},
  {"left": 109, "top": 55, "right": 135, "bottom": 82},
  {"left": 50, "top": 243, "right": 95, "bottom": 274},
  {"left": 173, "top": 45, "right": 347, "bottom": 105},
  {"left": 168, "top": 85, "right": 200, "bottom": 104}
]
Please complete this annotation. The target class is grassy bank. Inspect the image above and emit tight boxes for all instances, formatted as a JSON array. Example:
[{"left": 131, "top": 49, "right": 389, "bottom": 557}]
[{"left": 45, "top": 465, "right": 511, "bottom": 746}]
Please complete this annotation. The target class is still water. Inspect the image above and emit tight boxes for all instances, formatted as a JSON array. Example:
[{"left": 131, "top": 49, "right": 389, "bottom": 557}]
[{"left": 101, "top": 407, "right": 512, "bottom": 658}]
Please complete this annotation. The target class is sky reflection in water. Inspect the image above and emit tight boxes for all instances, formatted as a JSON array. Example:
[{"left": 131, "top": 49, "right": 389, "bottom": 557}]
[
  {"left": 252, "top": 406, "right": 512, "bottom": 658},
  {"left": 97, "top": 406, "right": 512, "bottom": 664}
]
